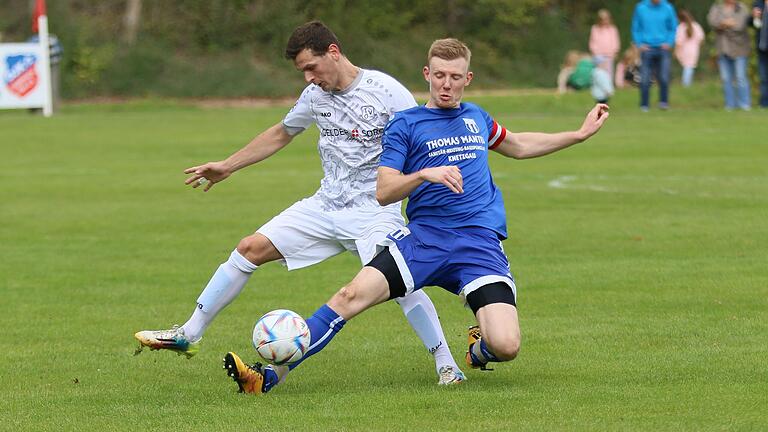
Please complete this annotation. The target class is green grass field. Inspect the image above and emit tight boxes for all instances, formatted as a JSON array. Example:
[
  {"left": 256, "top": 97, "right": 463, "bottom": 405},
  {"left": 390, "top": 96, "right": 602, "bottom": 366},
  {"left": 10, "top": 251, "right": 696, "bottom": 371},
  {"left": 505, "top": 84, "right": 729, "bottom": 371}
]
[{"left": 2, "top": 84, "right": 767, "bottom": 431}]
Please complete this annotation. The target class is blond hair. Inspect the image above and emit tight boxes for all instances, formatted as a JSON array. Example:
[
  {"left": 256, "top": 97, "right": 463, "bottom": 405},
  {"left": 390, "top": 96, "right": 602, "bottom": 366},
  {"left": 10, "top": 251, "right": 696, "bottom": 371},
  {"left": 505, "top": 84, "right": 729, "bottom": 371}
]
[
  {"left": 562, "top": 50, "right": 590, "bottom": 68},
  {"left": 597, "top": 9, "right": 614, "bottom": 26},
  {"left": 428, "top": 38, "right": 471, "bottom": 65}
]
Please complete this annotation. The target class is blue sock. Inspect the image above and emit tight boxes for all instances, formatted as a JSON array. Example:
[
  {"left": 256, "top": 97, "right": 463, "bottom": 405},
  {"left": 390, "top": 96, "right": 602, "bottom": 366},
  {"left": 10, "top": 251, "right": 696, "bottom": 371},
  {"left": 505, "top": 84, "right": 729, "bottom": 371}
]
[
  {"left": 290, "top": 304, "right": 346, "bottom": 369},
  {"left": 261, "top": 304, "right": 346, "bottom": 391},
  {"left": 470, "top": 339, "right": 499, "bottom": 365}
]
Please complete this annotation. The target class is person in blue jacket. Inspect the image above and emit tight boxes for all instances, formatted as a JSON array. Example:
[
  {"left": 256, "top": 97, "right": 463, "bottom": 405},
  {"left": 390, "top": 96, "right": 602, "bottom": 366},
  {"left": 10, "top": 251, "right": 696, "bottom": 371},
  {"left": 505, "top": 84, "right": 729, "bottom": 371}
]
[
  {"left": 753, "top": 0, "right": 768, "bottom": 107},
  {"left": 632, "top": 0, "right": 678, "bottom": 111}
]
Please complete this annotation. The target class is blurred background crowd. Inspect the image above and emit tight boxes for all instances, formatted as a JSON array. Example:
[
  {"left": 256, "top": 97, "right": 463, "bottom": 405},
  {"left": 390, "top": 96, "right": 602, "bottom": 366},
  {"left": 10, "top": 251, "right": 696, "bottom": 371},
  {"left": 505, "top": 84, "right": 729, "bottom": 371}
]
[{"left": 558, "top": 0, "right": 767, "bottom": 111}]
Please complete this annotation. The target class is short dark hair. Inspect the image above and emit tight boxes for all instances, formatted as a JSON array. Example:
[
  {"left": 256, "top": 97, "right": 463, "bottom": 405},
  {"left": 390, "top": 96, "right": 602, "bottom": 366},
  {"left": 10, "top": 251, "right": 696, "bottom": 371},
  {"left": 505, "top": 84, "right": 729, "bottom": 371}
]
[{"left": 285, "top": 21, "right": 342, "bottom": 60}]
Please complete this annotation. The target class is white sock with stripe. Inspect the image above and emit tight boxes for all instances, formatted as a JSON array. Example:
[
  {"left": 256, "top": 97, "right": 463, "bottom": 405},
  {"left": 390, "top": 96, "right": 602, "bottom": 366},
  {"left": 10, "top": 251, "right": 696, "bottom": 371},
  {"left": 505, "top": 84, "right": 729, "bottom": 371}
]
[
  {"left": 396, "top": 290, "right": 461, "bottom": 374},
  {"left": 181, "top": 249, "right": 257, "bottom": 341}
]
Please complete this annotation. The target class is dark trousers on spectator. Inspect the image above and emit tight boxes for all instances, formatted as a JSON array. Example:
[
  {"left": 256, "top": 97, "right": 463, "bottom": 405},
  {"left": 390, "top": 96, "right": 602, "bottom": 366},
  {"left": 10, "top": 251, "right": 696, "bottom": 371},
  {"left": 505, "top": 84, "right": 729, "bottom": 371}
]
[
  {"left": 759, "top": 49, "right": 768, "bottom": 108},
  {"left": 640, "top": 48, "right": 671, "bottom": 109}
]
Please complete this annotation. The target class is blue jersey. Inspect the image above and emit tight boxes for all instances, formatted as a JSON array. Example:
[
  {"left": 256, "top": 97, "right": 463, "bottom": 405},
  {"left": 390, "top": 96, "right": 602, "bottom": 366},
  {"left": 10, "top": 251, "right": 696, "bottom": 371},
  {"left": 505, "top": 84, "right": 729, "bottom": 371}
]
[{"left": 380, "top": 102, "right": 508, "bottom": 239}]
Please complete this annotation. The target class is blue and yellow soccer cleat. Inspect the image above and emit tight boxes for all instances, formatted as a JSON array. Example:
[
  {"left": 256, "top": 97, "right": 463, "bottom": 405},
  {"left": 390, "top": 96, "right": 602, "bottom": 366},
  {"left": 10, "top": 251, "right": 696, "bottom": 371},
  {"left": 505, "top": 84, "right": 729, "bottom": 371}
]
[
  {"left": 133, "top": 325, "right": 200, "bottom": 359},
  {"left": 223, "top": 352, "right": 267, "bottom": 394},
  {"left": 465, "top": 325, "right": 493, "bottom": 371},
  {"left": 437, "top": 365, "right": 466, "bottom": 385}
]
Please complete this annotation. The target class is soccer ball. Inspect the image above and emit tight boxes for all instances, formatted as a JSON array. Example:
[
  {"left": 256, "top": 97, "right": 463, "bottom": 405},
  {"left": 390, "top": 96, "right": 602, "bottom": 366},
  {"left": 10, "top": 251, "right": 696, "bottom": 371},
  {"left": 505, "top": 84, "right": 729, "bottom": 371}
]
[{"left": 252, "top": 309, "right": 311, "bottom": 366}]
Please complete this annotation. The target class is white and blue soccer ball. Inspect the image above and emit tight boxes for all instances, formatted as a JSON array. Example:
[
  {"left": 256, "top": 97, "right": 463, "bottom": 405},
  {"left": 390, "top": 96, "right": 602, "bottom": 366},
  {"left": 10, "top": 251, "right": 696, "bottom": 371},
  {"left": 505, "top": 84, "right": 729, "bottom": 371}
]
[{"left": 252, "top": 309, "right": 311, "bottom": 366}]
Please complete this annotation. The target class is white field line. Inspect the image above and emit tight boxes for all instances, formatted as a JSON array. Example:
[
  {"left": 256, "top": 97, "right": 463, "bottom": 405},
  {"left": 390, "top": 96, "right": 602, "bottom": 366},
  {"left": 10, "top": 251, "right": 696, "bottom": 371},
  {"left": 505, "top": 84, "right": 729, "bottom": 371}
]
[
  {"left": 544, "top": 175, "right": 766, "bottom": 199},
  {"left": 547, "top": 175, "right": 615, "bottom": 193}
]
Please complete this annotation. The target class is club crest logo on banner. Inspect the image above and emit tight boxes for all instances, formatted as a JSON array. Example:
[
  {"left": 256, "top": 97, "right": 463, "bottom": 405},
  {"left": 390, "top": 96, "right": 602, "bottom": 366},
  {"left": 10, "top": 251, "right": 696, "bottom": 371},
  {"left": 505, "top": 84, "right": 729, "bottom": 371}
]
[{"left": 4, "top": 54, "right": 39, "bottom": 97}]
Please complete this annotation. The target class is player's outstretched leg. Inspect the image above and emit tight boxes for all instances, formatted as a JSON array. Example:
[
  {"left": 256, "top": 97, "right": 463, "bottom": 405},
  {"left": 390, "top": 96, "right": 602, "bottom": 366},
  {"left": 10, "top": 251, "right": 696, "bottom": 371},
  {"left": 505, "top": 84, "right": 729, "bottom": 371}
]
[
  {"left": 222, "top": 303, "right": 347, "bottom": 394},
  {"left": 222, "top": 266, "right": 390, "bottom": 395},
  {"left": 135, "top": 235, "right": 279, "bottom": 357},
  {"left": 395, "top": 290, "right": 465, "bottom": 385}
]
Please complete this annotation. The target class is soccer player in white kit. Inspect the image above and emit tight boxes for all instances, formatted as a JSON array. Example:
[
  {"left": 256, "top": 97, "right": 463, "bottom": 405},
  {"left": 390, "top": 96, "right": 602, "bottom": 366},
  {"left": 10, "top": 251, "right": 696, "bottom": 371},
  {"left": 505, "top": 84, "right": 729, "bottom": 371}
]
[{"left": 134, "top": 21, "right": 464, "bottom": 385}]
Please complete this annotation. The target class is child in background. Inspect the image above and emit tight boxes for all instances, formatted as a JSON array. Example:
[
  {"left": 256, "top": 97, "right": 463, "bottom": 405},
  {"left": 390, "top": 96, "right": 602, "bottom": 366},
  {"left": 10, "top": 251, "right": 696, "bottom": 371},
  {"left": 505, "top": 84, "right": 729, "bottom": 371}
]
[
  {"left": 590, "top": 9, "right": 621, "bottom": 79},
  {"left": 556, "top": 52, "right": 613, "bottom": 103},
  {"left": 592, "top": 58, "right": 615, "bottom": 103},
  {"left": 615, "top": 45, "right": 641, "bottom": 88},
  {"left": 557, "top": 51, "right": 594, "bottom": 93},
  {"left": 675, "top": 9, "right": 705, "bottom": 87}
]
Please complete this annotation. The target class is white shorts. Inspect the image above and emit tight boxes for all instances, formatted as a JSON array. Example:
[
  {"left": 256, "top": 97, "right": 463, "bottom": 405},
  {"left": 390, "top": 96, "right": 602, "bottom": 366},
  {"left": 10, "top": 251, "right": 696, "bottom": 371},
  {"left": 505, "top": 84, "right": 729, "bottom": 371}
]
[{"left": 257, "top": 196, "right": 405, "bottom": 270}]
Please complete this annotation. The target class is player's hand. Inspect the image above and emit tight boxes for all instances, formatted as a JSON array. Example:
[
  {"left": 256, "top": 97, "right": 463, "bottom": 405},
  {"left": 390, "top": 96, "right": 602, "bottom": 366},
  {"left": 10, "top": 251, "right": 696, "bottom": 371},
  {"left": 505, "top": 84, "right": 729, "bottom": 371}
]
[
  {"left": 660, "top": 43, "right": 671, "bottom": 51},
  {"left": 420, "top": 166, "right": 463, "bottom": 194},
  {"left": 578, "top": 103, "right": 610, "bottom": 140},
  {"left": 184, "top": 161, "right": 232, "bottom": 192}
]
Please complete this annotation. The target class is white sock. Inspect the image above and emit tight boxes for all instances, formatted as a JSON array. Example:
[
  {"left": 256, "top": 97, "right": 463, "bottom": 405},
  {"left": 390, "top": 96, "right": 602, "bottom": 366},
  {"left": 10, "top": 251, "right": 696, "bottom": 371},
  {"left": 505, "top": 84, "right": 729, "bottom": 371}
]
[
  {"left": 396, "top": 290, "right": 460, "bottom": 373},
  {"left": 181, "top": 249, "right": 257, "bottom": 341}
]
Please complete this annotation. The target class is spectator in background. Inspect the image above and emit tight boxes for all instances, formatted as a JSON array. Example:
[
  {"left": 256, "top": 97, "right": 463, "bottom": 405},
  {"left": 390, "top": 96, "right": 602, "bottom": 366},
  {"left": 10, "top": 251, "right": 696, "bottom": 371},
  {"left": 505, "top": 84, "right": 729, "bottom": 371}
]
[
  {"left": 556, "top": 52, "right": 613, "bottom": 103},
  {"left": 632, "top": 0, "right": 678, "bottom": 111},
  {"left": 675, "top": 10, "right": 706, "bottom": 87},
  {"left": 752, "top": 1, "right": 768, "bottom": 107},
  {"left": 589, "top": 9, "right": 621, "bottom": 80},
  {"left": 708, "top": 0, "right": 752, "bottom": 111},
  {"left": 616, "top": 45, "right": 642, "bottom": 88},
  {"left": 557, "top": 50, "right": 594, "bottom": 93},
  {"left": 591, "top": 58, "right": 615, "bottom": 103}
]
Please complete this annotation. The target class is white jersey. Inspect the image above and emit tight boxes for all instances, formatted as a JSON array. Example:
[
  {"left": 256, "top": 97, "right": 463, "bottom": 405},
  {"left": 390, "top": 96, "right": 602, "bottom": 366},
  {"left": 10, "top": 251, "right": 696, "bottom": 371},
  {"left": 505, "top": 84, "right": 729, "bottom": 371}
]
[{"left": 282, "top": 69, "right": 417, "bottom": 211}]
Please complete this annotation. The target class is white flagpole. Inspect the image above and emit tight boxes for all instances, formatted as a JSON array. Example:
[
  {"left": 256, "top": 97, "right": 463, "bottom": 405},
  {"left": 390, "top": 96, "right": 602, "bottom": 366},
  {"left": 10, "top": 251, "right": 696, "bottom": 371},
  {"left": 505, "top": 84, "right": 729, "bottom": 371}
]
[{"left": 37, "top": 15, "right": 53, "bottom": 117}]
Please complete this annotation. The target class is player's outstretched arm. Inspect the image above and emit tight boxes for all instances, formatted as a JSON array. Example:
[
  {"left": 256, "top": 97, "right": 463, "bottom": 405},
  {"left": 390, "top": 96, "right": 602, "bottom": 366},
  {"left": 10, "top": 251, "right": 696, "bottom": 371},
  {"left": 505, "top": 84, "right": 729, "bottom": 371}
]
[
  {"left": 376, "top": 165, "right": 463, "bottom": 205},
  {"left": 492, "top": 104, "right": 609, "bottom": 160},
  {"left": 184, "top": 122, "right": 294, "bottom": 191}
]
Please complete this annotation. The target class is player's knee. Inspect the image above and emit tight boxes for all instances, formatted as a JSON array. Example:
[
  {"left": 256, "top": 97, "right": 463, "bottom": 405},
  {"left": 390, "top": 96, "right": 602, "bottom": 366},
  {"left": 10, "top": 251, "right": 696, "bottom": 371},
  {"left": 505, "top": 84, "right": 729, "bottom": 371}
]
[
  {"left": 236, "top": 236, "right": 264, "bottom": 264},
  {"left": 487, "top": 335, "right": 520, "bottom": 361},
  {"left": 236, "top": 234, "right": 279, "bottom": 265},
  {"left": 336, "top": 285, "right": 357, "bottom": 303},
  {"left": 328, "top": 284, "right": 358, "bottom": 312}
]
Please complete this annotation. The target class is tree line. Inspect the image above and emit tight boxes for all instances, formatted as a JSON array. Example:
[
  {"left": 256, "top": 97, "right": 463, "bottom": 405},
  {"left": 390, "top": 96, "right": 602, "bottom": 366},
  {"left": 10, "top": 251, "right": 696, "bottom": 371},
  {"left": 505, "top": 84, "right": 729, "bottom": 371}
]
[{"left": 0, "top": 0, "right": 719, "bottom": 98}]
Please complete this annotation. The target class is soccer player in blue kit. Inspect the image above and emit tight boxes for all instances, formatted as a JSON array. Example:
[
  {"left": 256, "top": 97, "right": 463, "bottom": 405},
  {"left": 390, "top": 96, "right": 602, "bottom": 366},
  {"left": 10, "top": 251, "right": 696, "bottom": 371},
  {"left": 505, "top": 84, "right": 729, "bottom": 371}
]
[{"left": 223, "top": 38, "right": 610, "bottom": 394}]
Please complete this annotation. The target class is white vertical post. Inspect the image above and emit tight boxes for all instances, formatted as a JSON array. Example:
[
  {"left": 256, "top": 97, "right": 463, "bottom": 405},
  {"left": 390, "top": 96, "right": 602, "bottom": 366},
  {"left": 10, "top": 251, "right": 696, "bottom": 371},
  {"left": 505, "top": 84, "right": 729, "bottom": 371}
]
[{"left": 37, "top": 15, "right": 53, "bottom": 117}]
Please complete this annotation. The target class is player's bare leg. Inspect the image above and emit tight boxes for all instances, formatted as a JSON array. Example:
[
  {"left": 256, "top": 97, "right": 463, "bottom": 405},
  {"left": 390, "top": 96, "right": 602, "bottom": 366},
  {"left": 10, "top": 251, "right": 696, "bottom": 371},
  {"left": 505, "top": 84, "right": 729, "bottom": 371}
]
[
  {"left": 235, "top": 233, "right": 284, "bottom": 266},
  {"left": 326, "top": 266, "right": 391, "bottom": 319},
  {"left": 466, "top": 303, "right": 521, "bottom": 369}
]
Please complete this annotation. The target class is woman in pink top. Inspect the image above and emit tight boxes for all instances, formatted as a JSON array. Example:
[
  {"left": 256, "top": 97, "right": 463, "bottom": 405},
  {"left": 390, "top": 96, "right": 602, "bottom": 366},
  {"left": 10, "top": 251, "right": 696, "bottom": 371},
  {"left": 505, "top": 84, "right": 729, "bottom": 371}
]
[
  {"left": 675, "top": 9, "right": 705, "bottom": 87},
  {"left": 589, "top": 9, "right": 621, "bottom": 79}
]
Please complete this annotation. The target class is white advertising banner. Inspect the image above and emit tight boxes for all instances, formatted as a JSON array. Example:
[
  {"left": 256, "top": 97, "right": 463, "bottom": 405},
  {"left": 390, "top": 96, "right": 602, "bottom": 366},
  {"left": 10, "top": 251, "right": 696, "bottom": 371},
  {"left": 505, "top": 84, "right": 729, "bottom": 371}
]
[{"left": 0, "top": 43, "right": 50, "bottom": 110}]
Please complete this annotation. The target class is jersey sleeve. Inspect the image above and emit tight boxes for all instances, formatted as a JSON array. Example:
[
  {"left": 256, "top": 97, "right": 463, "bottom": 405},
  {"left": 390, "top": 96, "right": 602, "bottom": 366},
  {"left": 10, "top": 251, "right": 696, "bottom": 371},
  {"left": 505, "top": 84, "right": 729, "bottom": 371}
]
[
  {"left": 379, "top": 114, "right": 409, "bottom": 172},
  {"left": 479, "top": 108, "right": 507, "bottom": 150},
  {"left": 282, "top": 85, "right": 315, "bottom": 135},
  {"left": 383, "top": 76, "right": 418, "bottom": 115}
]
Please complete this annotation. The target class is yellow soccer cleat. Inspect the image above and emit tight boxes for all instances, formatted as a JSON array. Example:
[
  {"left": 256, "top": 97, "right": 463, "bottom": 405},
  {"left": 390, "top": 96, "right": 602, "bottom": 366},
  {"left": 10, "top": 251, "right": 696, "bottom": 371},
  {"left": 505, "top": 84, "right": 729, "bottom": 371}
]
[
  {"left": 223, "top": 352, "right": 266, "bottom": 394},
  {"left": 467, "top": 325, "right": 482, "bottom": 347},
  {"left": 465, "top": 325, "right": 493, "bottom": 371}
]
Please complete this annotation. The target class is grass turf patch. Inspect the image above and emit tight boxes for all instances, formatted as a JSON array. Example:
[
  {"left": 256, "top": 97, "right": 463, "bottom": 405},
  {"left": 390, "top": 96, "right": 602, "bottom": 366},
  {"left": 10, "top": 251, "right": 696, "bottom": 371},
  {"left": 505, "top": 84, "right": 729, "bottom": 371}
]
[{"left": 1, "top": 85, "right": 766, "bottom": 431}]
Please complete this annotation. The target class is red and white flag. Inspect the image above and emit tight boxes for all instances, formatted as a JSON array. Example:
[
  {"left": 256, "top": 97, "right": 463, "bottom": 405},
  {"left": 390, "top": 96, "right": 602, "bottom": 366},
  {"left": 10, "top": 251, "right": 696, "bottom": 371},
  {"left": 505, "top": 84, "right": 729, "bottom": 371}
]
[{"left": 32, "top": 0, "right": 47, "bottom": 33}]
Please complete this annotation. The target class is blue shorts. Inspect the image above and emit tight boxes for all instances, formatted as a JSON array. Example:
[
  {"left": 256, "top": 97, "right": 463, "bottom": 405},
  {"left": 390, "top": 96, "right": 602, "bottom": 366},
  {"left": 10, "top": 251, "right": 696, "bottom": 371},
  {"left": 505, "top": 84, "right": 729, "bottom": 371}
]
[{"left": 378, "top": 223, "right": 516, "bottom": 299}]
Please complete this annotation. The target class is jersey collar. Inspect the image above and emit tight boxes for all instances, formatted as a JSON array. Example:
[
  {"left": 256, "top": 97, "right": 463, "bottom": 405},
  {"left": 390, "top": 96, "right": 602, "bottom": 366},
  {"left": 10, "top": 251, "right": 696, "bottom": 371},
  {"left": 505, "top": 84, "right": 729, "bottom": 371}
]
[{"left": 331, "top": 68, "right": 365, "bottom": 96}]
